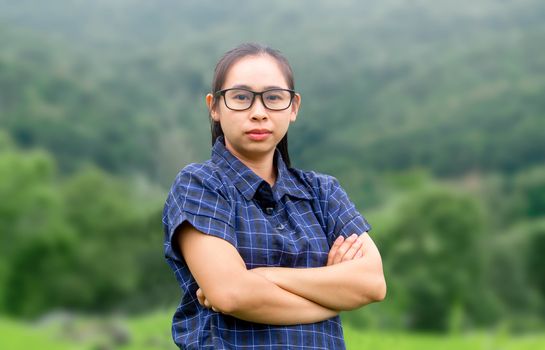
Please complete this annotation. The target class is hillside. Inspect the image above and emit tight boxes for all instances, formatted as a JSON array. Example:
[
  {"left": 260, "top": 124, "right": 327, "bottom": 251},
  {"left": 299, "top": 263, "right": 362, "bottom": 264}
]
[{"left": 1, "top": 0, "right": 543, "bottom": 189}]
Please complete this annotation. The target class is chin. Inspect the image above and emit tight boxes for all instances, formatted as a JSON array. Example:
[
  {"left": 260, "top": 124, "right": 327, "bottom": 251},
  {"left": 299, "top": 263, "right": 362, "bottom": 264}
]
[{"left": 246, "top": 143, "right": 276, "bottom": 155}]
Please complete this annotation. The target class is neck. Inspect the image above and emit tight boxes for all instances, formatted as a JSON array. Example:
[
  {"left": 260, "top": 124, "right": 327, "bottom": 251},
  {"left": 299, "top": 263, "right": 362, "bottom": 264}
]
[{"left": 226, "top": 145, "right": 277, "bottom": 186}]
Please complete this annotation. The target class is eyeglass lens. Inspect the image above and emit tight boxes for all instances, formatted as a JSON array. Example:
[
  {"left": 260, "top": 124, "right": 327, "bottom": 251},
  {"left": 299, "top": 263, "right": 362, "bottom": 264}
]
[{"left": 224, "top": 89, "right": 292, "bottom": 110}]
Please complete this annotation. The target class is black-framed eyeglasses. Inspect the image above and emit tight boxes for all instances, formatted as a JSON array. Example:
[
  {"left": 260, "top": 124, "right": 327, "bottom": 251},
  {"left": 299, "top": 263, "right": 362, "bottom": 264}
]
[{"left": 215, "top": 88, "right": 296, "bottom": 111}]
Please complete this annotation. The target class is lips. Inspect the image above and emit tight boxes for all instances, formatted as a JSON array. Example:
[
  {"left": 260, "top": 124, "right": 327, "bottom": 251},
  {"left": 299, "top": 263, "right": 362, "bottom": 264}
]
[
  {"left": 246, "top": 129, "right": 272, "bottom": 135},
  {"left": 246, "top": 129, "right": 272, "bottom": 141}
]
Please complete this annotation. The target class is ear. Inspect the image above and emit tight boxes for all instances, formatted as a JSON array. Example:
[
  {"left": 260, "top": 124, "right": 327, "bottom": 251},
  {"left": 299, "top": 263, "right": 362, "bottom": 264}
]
[
  {"left": 289, "top": 93, "right": 301, "bottom": 122},
  {"left": 206, "top": 93, "right": 219, "bottom": 121}
]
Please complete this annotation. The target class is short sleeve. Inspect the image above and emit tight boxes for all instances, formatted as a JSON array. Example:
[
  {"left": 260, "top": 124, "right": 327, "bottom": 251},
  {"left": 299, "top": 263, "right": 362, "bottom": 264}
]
[
  {"left": 325, "top": 176, "right": 372, "bottom": 245},
  {"left": 162, "top": 165, "right": 236, "bottom": 263}
]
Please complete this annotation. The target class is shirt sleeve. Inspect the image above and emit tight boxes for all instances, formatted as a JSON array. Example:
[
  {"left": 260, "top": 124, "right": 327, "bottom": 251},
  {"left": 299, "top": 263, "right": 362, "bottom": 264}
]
[
  {"left": 325, "top": 176, "right": 372, "bottom": 246},
  {"left": 162, "top": 166, "right": 236, "bottom": 263}
]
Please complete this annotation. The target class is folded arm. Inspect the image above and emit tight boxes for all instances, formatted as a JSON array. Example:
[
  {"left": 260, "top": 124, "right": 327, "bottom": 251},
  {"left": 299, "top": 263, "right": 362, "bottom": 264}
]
[
  {"left": 252, "top": 233, "right": 386, "bottom": 311},
  {"left": 177, "top": 222, "right": 338, "bottom": 325}
]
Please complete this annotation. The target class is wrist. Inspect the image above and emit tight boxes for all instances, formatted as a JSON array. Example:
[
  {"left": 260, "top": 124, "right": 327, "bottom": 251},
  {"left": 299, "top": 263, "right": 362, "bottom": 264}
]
[{"left": 251, "top": 266, "right": 279, "bottom": 284}]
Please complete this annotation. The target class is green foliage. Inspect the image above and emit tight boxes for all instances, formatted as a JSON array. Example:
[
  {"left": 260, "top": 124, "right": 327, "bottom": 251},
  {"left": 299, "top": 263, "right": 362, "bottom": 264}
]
[
  {"left": 0, "top": 0, "right": 544, "bottom": 334},
  {"left": 484, "top": 221, "right": 545, "bottom": 332},
  {"left": 381, "top": 187, "right": 489, "bottom": 330},
  {"left": 0, "top": 148, "right": 74, "bottom": 316},
  {"left": 513, "top": 167, "right": 545, "bottom": 218},
  {"left": 0, "top": 147, "right": 175, "bottom": 317},
  {"left": 523, "top": 220, "right": 545, "bottom": 302},
  {"left": 3, "top": 230, "right": 78, "bottom": 317},
  {"left": 60, "top": 167, "right": 177, "bottom": 313},
  {"left": 1, "top": 0, "right": 545, "bottom": 186}
]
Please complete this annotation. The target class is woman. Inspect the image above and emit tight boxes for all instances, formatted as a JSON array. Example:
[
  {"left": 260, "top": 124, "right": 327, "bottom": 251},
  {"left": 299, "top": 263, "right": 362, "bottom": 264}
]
[{"left": 162, "top": 43, "right": 386, "bottom": 349}]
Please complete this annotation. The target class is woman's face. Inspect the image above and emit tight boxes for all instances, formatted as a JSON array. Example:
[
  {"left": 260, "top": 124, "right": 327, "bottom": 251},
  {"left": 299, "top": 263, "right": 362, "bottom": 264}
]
[{"left": 206, "top": 55, "right": 300, "bottom": 162}]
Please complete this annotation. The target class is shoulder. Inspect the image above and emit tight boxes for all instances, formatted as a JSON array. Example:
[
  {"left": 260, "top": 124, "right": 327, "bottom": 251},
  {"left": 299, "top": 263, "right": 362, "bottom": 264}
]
[
  {"left": 168, "top": 160, "right": 229, "bottom": 199},
  {"left": 289, "top": 167, "right": 340, "bottom": 199},
  {"left": 173, "top": 160, "right": 223, "bottom": 188}
]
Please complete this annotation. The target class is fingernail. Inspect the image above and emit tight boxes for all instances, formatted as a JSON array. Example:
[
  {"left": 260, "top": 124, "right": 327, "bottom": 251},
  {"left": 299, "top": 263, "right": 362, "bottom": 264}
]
[{"left": 335, "top": 236, "right": 343, "bottom": 242}]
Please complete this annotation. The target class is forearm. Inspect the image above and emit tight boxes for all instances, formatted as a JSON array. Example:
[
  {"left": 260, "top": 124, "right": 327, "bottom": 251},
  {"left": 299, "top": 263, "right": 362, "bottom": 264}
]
[
  {"left": 179, "top": 222, "right": 338, "bottom": 325},
  {"left": 214, "top": 270, "right": 338, "bottom": 325},
  {"left": 255, "top": 256, "right": 386, "bottom": 311}
]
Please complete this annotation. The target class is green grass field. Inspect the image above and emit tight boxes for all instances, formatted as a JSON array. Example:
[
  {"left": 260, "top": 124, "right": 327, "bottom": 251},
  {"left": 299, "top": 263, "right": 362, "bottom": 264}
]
[
  {"left": 1, "top": 311, "right": 544, "bottom": 350},
  {"left": 343, "top": 326, "right": 545, "bottom": 350}
]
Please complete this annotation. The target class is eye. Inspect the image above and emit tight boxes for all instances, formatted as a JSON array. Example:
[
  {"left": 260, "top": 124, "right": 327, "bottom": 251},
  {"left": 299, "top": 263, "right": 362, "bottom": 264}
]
[
  {"left": 226, "top": 89, "right": 253, "bottom": 102},
  {"left": 264, "top": 90, "right": 289, "bottom": 102},
  {"left": 266, "top": 94, "right": 282, "bottom": 101},
  {"left": 233, "top": 93, "right": 250, "bottom": 101}
]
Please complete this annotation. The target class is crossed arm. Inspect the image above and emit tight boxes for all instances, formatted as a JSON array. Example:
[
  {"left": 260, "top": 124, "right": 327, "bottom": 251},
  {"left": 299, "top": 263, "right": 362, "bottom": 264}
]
[
  {"left": 251, "top": 233, "right": 386, "bottom": 311},
  {"left": 177, "top": 222, "right": 386, "bottom": 325}
]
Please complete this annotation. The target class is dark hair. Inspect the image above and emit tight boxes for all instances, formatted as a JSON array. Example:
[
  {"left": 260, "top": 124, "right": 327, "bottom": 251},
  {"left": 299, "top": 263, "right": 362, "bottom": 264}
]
[{"left": 209, "top": 43, "right": 295, "bottom": 167}]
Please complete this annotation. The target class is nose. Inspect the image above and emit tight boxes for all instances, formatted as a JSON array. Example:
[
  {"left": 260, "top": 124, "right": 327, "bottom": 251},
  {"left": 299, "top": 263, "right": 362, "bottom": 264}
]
[{"left": 250, "top": 95, "right": 268, "bottom": 120}]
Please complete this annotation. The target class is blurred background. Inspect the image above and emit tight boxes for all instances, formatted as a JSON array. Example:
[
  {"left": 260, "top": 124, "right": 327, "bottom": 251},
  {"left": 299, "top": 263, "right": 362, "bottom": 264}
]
[{"left": 1, "top": 0, "right": 544, "bottom": 349}]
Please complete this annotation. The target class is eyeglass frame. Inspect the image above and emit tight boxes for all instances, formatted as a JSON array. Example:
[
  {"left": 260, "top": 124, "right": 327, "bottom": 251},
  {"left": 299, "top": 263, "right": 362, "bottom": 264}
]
[{"left": 214, "top": 87, "right": 297, "bottom": 111}]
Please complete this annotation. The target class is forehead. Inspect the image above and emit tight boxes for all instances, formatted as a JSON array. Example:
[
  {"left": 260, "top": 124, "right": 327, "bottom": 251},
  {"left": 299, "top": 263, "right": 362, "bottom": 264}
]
[{"left": 223, "top": 55, "right": 289, "bottom": 89}]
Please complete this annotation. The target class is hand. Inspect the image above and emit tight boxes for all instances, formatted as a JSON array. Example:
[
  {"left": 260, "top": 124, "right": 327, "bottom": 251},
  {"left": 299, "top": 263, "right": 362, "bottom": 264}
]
[
  {"left": 196, "top": 288, "right": 219, "bottom": 312},
  {"left": 327, "top": 233, "right": 365, "bottom": 266}
]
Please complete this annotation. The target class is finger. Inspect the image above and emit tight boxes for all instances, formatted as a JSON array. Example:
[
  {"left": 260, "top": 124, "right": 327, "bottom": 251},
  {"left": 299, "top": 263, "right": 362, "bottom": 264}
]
[
  {"left": 333, "top": 234, "right": 358, "bottom": 264},
  {"left": 204, "top": 298, "right": 211, "bottom": 309},
  {"left": 333, "top": 235, "right": 356, "bottom": 264},
  {"left": 196, "top": 288, "right": 205, "bottom": 306},
  {"left": 327, "top": 235, "right": 344, "bottom": 266},
  {"left": 355, "top": 234, "right": 366, "bottom": 258},
  {"left": 355, "top": 248, "right": 364, "bottom": 259},
  {"left": 342, "top": 236, "right": 363, "bottom": 262}
]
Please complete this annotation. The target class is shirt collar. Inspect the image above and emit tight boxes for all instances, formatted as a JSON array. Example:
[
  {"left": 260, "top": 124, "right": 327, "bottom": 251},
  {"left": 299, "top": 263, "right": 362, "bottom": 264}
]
[{"left": 211, "top": 136, "right": 312, "bottom": 202}]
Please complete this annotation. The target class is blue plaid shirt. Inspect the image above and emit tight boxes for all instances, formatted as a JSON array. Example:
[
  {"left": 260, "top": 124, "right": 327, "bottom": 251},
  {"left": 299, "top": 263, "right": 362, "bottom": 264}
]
[{"left": 162, "top": 136, "right": 371, "bottom": 349}]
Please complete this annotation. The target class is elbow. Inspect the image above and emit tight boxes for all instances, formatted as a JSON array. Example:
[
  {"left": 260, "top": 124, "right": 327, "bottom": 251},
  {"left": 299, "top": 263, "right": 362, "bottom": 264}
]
[
  {"left": 208, "top": 283, "right": 264, "bottom": 315},
  {"left": 367, "top": 260, "right": 387, "bottom": 303},
  {"left": 372, "top": 274, "right": 387, "bottom": 302},
  {"left": 355, "top": 273, "right": 387, "bottom": 307},
  {"left": 205, "top": 271, "right": 264, "bottom": 314},
  {"left": 206, "top": 287, "right": 243, "bottom": 314}
]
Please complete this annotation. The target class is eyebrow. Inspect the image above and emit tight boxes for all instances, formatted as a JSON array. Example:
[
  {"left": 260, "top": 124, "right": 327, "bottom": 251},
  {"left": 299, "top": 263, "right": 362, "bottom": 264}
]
[{"left": 230, "top": 84, "right": 287, "bottom": 90}]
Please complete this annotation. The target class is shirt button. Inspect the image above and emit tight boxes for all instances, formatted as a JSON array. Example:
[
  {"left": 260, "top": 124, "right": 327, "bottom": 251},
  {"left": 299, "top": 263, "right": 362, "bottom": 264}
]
[
  {"left": 276, "top": 223, "right": 285, "bottom": 230},
  {"left": 265, "top": 207, "right": 274, "bottom": 215}
]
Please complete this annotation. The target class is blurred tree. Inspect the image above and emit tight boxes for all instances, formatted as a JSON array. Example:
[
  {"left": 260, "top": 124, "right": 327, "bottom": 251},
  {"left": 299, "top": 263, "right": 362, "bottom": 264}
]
[
  {"left": 3, "top": 226, "right": 78, "bottom": 317},
  {"left": 381, "top": 187, "right": 489, "bottom": 330},
  {"left": 485, "top": 221, "right": 544, "bottom": 330},
  {"left": 61, "top": 166, "right": 177, "bottom": 313},
  {"left": 0, "top": 145, "right": 175, "bottom": 317},
  {"left": 0, "top": 147, "right": 76, "bottom": 316},
  {"left": 514, "top": 166, "right": 545, "bottom": 218},
  {"left": 525, "top": 220, "right": 545, "bottom": 302}
]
